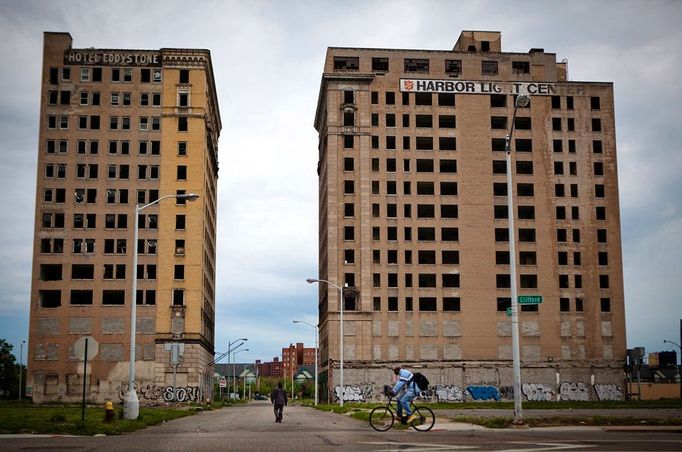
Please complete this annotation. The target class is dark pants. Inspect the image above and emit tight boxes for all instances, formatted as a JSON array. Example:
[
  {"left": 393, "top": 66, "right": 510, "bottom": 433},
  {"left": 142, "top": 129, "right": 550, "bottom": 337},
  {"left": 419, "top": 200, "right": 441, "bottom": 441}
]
[{"left": 274, "top": 404, "right": 284, "bottom": 422}]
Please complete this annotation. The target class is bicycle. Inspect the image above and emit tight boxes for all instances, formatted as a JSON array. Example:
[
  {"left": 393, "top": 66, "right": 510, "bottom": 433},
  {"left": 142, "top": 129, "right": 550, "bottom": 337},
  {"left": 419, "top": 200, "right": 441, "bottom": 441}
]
[{"left": 369, "top": 385, "right": 435, "bottom": 432}]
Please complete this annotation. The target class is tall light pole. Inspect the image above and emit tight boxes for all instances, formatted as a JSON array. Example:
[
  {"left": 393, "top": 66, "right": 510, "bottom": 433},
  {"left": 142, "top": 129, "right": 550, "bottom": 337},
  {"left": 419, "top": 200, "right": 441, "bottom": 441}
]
[
  {"left": 124, "top": 192, "right": 200, "bottom": 420},
  {"left": 307, "top": 278, "right": 344, "bottom": 407},
  {"left": 233, "top": 348, "right": 249, "bottom": 399},
  {"left": 18, "top": 340, "right": 25, "bottom": 401},
  {"left": 293, "top": 320, "right": 318, "bottom": 405},
  {"left": 224, "top": 339, "right": 247, "bottom": 401},
  {"left": 505, "top": 94, "right": 530, "bottom": 424},
  {"left": 663, "top": 339, "right": 682, "bottom": 399}
]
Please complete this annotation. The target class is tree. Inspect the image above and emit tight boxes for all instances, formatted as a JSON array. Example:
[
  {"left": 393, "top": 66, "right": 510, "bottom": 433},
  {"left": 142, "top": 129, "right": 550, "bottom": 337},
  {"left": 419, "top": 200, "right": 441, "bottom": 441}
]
[{"left": 0, "top": 339, "right": 19, "bottom": 399}]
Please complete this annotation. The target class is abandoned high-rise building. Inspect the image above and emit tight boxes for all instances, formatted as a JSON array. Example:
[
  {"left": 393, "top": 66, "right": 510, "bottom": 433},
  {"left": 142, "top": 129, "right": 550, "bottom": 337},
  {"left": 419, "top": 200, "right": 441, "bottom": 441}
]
[
  {"left": 313, "top": 31, "right": 626, "bottom": 402},
  {"left": 28, "top": 32, "right": 221, "bottom": 403}
]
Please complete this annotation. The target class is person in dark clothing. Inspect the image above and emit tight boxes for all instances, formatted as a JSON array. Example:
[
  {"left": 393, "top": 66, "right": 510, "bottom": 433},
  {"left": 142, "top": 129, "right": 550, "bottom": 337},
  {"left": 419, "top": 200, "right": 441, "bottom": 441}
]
[{"left": 271, "top": 382, "right": 288, "bottom": 423}]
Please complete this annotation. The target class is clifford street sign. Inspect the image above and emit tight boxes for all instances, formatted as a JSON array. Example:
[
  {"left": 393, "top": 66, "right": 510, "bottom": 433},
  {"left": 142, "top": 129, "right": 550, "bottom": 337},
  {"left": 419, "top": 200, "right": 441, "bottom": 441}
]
[{"left": 518, "top": 295, "right": 543, "bottom": 305}]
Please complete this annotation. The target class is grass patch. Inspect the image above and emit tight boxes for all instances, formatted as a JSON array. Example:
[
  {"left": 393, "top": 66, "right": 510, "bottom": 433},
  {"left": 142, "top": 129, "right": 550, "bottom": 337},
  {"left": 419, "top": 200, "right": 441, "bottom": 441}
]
[{"left": 0, "top": 400, "right": 195, "bottom": 435}]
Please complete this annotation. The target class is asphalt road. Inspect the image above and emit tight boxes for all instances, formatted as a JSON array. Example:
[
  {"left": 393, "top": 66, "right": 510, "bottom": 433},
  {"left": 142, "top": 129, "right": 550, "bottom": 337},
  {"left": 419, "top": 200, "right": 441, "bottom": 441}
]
[{"left": 1, "top": 401, "right": 681, "bottom": 451}]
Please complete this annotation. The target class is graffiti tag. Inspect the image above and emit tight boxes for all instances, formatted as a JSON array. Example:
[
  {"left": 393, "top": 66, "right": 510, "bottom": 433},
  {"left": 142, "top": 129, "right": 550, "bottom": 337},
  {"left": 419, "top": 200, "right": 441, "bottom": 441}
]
[
  {"left": 559, "top": 382, "right": 589, "bottom": 401},
  {"left": 466, "top": 385, "right": 501, "bottom": 401},
  {"left": 433, "top": 384, "right": 464, "bottom": 402},
  {"left": 593, "top": 383, "right": 622, "bottom": 401},
  {"left": 333, "top": 384, "right": 373, "bottom": 402},
  {"left": 522, "top": 383, "right": 554, "bottom": 401},
  {"left": 118, "top": 382, "right": 201, "bottom": 403}
]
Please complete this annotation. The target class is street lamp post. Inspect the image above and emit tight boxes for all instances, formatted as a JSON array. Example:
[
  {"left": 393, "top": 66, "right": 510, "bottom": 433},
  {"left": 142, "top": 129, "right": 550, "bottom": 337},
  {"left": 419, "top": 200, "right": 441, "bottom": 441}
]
[
  {"left": 306, "top": 278, "right": 344, "bottom": 407},
  {"left": 505, "top": 94, "right": 530, "bottom": 425},
  {"left": 293, "top": 320, "right": 319, "bottom": 405},
  {"left": 663, "top": 339, "right": 682, "bottom": 399},
  {"left": 224, "top": 339, "right": 247, "bottom": 401},
  {"left": 233, "top": 348, "right": 249, "bottom": 400},
  {"left": 123, "top": 193, "right": 199, "bottom": 420},
  {"left": 18, "top": 340, "right": 25, "bottom": 401}
]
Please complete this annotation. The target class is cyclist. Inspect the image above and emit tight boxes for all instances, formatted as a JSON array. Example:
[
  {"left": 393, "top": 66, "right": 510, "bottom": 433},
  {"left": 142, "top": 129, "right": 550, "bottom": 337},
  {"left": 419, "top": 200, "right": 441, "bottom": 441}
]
[{"left": 391, "top": 365, "right": 420, "bottom": 424}]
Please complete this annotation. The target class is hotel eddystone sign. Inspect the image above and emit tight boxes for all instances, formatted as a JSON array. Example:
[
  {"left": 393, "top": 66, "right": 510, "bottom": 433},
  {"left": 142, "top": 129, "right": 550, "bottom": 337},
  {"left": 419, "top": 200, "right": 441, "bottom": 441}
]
[
  {"left": 400, "top": 79, "right": 558, "bottom": 96},
  {"left": 64, "top": 50, "right": 161, "bottom": 67}
]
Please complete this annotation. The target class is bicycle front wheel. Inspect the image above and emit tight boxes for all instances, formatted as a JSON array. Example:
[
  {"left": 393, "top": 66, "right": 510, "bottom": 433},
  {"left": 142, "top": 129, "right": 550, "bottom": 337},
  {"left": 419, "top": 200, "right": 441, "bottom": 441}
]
[
  {"left": 410, "top": 406, "right": 435, "bottom": 431},
  {"left": 369, "top": 406, "right": 395, "bottom": 432}
]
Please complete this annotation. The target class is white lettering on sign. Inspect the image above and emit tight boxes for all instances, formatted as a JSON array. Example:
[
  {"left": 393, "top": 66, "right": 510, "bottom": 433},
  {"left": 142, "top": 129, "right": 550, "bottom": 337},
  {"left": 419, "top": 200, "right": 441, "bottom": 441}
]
[
  {"left": 400, "top": 79, "right": 558, "bottom": 96},
  {"left": 65, "top": 50, "right": 161, "bottom": 67}
]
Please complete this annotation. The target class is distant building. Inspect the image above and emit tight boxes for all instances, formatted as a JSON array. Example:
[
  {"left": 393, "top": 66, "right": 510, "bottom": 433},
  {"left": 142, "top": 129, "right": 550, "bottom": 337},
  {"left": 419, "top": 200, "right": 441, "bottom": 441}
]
[
  {"left": 27, "top": 32, "right": 221, "bottom": 404},
  {"left": 282, "top": 342, "right": 316, "bottom": 380},
  {"left": 256, "top": 357, "right": 283, "bottom": 378},
  {"left": 313, "top": 30, "right": 626, "bottom": 402}
]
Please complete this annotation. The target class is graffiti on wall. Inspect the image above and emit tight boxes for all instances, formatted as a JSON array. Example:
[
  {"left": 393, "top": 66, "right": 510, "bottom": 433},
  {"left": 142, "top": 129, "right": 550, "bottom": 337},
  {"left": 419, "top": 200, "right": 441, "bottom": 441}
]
[
  {"left": 466, "top": 385, "right": 501, "bottom": 401},
  {"left": 118, "top": 382, "right": 201, "bottom": 403},
  {"left": 521, "top": 383, "right": 554, "bottom": 401},
  {"left": 333, "top": 384, "right": 374, "bottom": 402},
  {"left": 559, "top": 382, "right": 590, "bottom": 401},
  {"left": 593, "top": 383, "right": 622, "bottom": 401},
  {"left": 433, "top": 384, "right": 465, "bottom": 402}
]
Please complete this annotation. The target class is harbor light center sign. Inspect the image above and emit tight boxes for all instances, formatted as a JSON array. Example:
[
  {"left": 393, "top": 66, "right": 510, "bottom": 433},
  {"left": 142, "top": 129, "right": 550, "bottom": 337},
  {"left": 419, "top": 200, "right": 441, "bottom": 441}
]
[{"left": 401, "top": 79, "right": 557, "bottom": 95}]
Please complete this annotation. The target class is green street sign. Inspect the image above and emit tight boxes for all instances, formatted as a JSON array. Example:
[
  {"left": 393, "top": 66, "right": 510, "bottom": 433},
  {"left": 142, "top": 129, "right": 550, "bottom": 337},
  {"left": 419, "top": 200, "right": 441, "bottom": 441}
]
[
  {"left": 506, "top": 307, "right": 512, "bottom": 317},
  {"left": 518, "top": 295, "right": 543, "bottom": 305}
]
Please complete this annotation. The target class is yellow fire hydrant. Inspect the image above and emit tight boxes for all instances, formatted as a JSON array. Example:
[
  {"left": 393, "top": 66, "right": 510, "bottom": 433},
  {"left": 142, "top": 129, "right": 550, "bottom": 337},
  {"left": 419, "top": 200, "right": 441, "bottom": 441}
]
[{"left": 104, "top": 400, "right": 115, "bottom": 422}]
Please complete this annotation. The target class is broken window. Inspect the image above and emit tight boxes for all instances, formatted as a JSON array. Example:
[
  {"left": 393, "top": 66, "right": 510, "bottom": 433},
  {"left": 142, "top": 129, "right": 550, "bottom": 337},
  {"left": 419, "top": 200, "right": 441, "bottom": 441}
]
[
  {"left": 343, "top": 180, "right": 354, "bottom": 194},
  {"left": 173, "top": 289, "right": 185, "bottom": 306},
  {"left": 445, "top": 59, "right": 461, "bottom": 75},
  {"left": 512, "top": 61, "right": 530, "bottom": 74},
  {"left": 372, "top": 57, "right": 389, "bottom": 71},
  {"left": 592, "top": 118, "right": 602, "bottom": 132},
  {"left": 177, "top": 165, "right": 187, "bottom": 180},
  {"left": 344, "top": 226, "right": 354, "bottom": 241},
  {"left": 567, "top": 118, "right": 575, "bottom": 131},
  {"left": 493, "top": 183, "right": 507, "bottom": 197},
  {"left": 497, "top": 297, "right": 511, "bottom": 312},
  {"left": 440, "top": 182, "right": 457, "bottom": 196},
  {"left": 599, "top": 274, "right": 609, "bottom": 289},
  {"left": 333, "top": 56, "right": 359, "bottom": 71},
  {"left": 386, "top": 158, "right": 396, "bottom": 172},
  {"left": 595, "top": 184, "right": 605, "bottom": 198},
  {"left": 417, "top": 204, "right": 435, "bottom": 218},
  {"left": 418, "top": 250, "right": 436, "bottom": 264},
  {"left": 598, "top": 251, "right": 608, "bottom": 266},
  {"left": 178, "top": 117, "right": 188, "bottom": 131},
  {"left": 71, "top": 264, "right": 94, "bottom": 280},
  {"left": 596, "top": 206, "right": 606, "bottom": 220},
  {"left": 557, "top": 228, "right": 567, "bottom": 242},
  {"left": 344, "top": 111, "right": 355, "bottom": 126},
  {"left": 515, "top": 139, "right": 532, "bottom": 152},
  {"left": 556, "top": 206, "right": 566, "bottom": 219},
  {"left": 439, "top": 137, "right": 456, "bottom": 151},
  {"left": 174, "top": 265, "right": 185, "bottom": 280},
  {"left": 344, "top": 249, "right": 355, "bottom": 264},
  {"left": 385, "top": 92, "right": 395, "bottom": 105},
  {"left": 418, "top": 274, "right": 436, "bottom": 288},
  {"left": 179, "top": 69, "right": 190, "bottom": 84},
  {"left": 416, "top": 159, "right": 434, "bottom": 172},
  {"left": 417, "top": 181, "right": 434, "bottom": 195},
  {"left": 552, "top": 117, "right": 562, "bottom": 131},
  {"left": 591, "top": 96, "right": 601, "bottom": 110},
  {"left": 520, "top": 274, "right": 538, "bottom": 288},
  {"left": 344, "top": 135, "right": 354, "bottom": 148},
  {"left": 415, "top": 115, "right": 432, "bottom": 128},
  {"left": 551, "top": 96, "right": 561, "bottom": 109},
  {"left": 404, "top": 58, "right": 429, "bottom": 72}
]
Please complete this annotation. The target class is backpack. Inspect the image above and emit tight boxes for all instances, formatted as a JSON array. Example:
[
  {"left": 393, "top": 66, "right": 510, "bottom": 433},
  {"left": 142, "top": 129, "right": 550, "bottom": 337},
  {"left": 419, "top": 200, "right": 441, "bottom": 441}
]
[{"left": 411, "top": 372, "right": 429, "bottom": 391}]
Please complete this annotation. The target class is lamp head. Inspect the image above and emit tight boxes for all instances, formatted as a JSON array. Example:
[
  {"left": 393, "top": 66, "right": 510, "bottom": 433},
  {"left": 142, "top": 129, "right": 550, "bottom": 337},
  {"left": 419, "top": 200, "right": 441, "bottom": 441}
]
[
  {"left": 178, "top": 193, "right": 200, "bottom": 202},
  {"left": 306, "top": 278, "right": 318, "bottom": 284},
  {"left": 515, "top": 95, "right": 530, "bottom": 108}
]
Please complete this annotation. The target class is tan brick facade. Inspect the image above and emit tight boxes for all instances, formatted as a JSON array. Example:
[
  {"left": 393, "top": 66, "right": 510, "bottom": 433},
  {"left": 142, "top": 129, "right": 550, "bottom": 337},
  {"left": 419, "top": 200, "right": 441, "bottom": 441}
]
[
  {"left": 27, "top": 32, "right": 220, "bottom": 404},
  {"left": 314, "top": 31, "right": 626, "bottom": 403}
]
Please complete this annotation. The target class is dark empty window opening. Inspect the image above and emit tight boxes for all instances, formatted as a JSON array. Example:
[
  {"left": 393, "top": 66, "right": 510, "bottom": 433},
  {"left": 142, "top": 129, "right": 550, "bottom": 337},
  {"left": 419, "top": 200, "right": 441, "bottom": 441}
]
[
  {"left": 518, "top": 228, "right": 536, "bottom": 242},
  {"left": 344, "top": 90, "right": 354, "bottom": 104},
  {"left": 444, "top": 297, "right": 461, "bottom": 311},
  {"left": 179, "top": 69, "right": 190, "bottom": 83},
  {"left": 40, "top": 264, "right": 63, "bottom": 281},
  {"left": 39, "top": 290, "right": 61, "bottom": 308},
  {"left": 333, "top": 56, "right": 359, "bottom": 70},
  {"left": 415, "top": 92, "right": 432, "bottom": 105},
  {"left": 520, "top": 274, "right": 538, "bottom": 288},
  {"left": 415, "top": 115, "right": 432, "bottom": 128},
  {"left": 497, "top": 297, "right": 511, "bottom": 312},
  {"left": 496, "top": 274, "right": 511, "bottom": 288},
  {"left": 442, "top": 274, "right": 460, "bottom": 288},
  {"left": 372, "top": 57, "right": 389, "bottom": 72},
  {"left": 492, "top": 138, "right": 506, "bottom": 152},
  {"left": 490, "top": 94, "right": 507, "bottom": 108},
  {"left": 71, "top": 264, "right": 94, "bottom": 279},
  {"left": 515, "top": 117, "right": 531, "bottom": 130},
  {"left": 441, "top": 227, "right": 459, "bottom": 241},
  {"left": 591, "top": 96, "right": 601, "bottom": 110},
  {"left": 343, "top": 111, "right": 354, "bottom": 126},
  {"left": 419, "top": 297, "right": 437, "bottom": 311},
  {"left": 496, "top": 251, "right": 510, "bottom": 265},
  {"left": 439, "top": 137, "right": 456, "bottom": 151},
  {"left": 491, "top": 116, "right": 507, "bottom": 129},
  {"left": 516, "top": 139, "right": 532, "bottom": 152},
  {"left": 518, "top": 205, "right": 535, "bottom": 219},
  {"left": 102, "top": 290, "right": 125, "bottom": 305},
  {"left": 440, "top": 159, "right": 457, "bottom": 173},
  {"left": 70, "top": 290, "right": 93, "bottom": 305},
  {"left": 440, "top": 182, "right": 457, "bottom": 195},
  {"left": 344, "top": 135, "right": 354, "bottom": 148},
  {"left": 438, "top": 93, "right": 455, "bottom": 106},
  {"left": 516, "top": 161, "right": 533, "bottom": 174},
  {"left": 418, "top": 227, "right": 435, "bottom": 241},
  {"left": 517, "top": 183, "right": 534, "bottom": 196}
]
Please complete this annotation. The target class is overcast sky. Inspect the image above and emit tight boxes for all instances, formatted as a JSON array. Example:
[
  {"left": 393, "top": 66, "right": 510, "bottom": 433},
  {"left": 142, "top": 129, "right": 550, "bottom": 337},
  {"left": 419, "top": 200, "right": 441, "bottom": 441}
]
[{"left": 0, "top": 0, "right": 680, "bottom": 365}]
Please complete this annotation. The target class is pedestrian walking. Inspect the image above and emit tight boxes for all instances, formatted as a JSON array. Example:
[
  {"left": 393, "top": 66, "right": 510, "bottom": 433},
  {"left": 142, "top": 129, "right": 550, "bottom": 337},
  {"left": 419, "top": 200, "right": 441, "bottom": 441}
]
[{"left": 271, "top": 382, "right": 288, "bottom": 423}]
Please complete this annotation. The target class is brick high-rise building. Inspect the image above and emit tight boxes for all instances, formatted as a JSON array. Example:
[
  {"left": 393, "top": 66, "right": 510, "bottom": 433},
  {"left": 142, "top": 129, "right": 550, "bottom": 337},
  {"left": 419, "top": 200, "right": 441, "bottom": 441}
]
[
  {"left": 28, "top": 32, "right": 221, "bottom": 403},
  {"left": 313, "top": 31, "right": 625, "bottom": 402}
]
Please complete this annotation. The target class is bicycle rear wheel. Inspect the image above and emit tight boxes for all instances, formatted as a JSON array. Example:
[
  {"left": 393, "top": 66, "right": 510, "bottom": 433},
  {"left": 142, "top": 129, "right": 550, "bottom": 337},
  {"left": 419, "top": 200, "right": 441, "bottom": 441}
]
[
  {"left": 369, "top": 406, "right": 395, "bottom": 431},
  {"left": 410, "top": 406, "right": 435, "bottom": 431}
]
